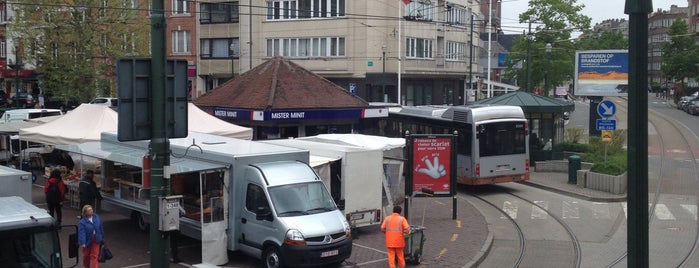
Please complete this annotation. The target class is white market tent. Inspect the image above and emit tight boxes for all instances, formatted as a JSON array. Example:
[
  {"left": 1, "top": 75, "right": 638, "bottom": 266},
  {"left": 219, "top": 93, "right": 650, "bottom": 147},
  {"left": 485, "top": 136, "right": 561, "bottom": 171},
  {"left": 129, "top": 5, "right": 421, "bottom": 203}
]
[{"left": 19, "top": 103, "right": 252, "bottom": 145}]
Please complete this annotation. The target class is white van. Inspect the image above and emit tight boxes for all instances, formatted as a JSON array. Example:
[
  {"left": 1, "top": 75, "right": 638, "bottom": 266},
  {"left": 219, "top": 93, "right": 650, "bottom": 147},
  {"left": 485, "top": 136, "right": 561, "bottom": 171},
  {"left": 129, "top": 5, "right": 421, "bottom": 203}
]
[{"left": 0, "top": 109, "right": 63, "bottom": 123}]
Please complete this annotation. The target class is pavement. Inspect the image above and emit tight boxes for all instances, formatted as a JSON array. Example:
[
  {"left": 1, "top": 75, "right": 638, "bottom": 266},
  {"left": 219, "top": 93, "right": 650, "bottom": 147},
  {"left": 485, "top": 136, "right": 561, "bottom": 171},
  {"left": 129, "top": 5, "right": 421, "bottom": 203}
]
[{"left": 344, "top": 170, "right": 626, "bottom": 268}]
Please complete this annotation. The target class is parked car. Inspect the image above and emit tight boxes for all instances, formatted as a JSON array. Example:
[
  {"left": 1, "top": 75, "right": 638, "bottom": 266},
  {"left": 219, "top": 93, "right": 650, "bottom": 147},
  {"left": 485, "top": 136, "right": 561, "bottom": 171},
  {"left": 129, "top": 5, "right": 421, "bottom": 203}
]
[
  {"left": 686, "top": 99, "right": 699, "bottom": 115},
  {"left": 677, "top": 96, "right": 694, "bottom": 110},
  {"left": 89, "top": 97, "right": 118, "bottom": 107}
]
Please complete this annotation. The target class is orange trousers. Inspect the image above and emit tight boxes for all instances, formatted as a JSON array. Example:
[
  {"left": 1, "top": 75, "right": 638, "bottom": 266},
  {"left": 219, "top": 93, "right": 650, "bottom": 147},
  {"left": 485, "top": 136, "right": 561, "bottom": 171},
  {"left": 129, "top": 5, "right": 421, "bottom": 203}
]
[{"left": 386, "top": 247, "right": 406, "bottom": 268}]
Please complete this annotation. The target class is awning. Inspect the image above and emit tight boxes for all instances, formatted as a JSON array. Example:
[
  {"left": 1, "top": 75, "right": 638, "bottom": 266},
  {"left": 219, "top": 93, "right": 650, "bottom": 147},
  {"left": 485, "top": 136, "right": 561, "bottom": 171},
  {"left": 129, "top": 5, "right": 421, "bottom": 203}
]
[
  {"left": 481, "top": 79, "right": 520, "bottom": 91},
  {"left": 57, "top": 142, "right": 226, "bottom": 174}
]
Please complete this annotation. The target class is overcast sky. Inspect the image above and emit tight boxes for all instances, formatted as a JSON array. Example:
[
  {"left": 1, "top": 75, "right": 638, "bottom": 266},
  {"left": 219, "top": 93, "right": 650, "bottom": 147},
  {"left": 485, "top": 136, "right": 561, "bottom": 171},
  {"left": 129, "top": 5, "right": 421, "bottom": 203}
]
[{"left": 500, "top": 0, "right": 689, "bottom": 35}]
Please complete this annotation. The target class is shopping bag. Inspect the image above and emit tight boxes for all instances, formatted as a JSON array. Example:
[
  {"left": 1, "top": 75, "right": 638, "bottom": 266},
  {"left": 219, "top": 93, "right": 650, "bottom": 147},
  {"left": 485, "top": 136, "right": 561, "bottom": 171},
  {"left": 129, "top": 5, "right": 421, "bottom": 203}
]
[{"left": 98, "top": 241, "right": 113, "bottom": 262}]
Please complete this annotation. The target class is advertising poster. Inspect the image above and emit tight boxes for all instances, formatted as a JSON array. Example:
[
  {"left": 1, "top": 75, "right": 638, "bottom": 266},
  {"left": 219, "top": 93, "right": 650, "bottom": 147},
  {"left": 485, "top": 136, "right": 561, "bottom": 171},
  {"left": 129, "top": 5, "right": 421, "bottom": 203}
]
[
  {"left": 574, "top": 50, "right": 629, "bottom": 96},
  {"left": 412, "top": 137, "right": 451, "bottom": 195}
]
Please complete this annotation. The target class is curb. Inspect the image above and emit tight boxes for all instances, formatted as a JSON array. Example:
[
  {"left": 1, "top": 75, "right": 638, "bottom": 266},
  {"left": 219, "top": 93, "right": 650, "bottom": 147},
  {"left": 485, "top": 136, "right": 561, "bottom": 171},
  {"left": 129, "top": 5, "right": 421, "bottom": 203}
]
[
  {"left": 463, "top": 223, "right": 493, "bottom": 268},
  {"left": 519, "top": 181, "right": 627, "bottom": 203}
]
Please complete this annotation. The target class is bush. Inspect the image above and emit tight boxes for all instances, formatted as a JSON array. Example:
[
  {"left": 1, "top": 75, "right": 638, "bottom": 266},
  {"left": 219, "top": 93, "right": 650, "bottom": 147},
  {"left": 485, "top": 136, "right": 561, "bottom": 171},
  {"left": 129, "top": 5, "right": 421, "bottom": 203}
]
[
  {"left": 558, "top": 142, "right": 588, "bottom": 153},
  {"left": 589, "top": 153, "right": 627, "bottom": 176},
  {"left": 555, "top": 136, "right": 628, "bottom": 176}
]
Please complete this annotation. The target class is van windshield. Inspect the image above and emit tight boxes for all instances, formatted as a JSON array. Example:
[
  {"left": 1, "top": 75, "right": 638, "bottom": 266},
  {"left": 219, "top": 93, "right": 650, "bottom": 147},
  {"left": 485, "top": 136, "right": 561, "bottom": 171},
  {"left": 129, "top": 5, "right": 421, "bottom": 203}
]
[{"left": 268, "top": 181, "right": 337, "bottom": 217}]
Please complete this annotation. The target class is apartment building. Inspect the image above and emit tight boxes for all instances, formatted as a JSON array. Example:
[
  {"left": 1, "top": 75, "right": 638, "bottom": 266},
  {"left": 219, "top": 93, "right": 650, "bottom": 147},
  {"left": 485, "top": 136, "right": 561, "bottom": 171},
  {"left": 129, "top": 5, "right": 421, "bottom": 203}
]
[
  {"left": 195, "top": 0, "right": 488, "bottom": 106},
  {"left": 648, "top": 5, "right": 689, "bottom": 86}
]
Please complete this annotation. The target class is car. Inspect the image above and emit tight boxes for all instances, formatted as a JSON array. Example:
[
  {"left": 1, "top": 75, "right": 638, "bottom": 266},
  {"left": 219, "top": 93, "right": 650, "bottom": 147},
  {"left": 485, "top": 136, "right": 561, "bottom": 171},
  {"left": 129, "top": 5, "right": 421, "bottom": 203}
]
[
  {"left": 677, "top": 96, "right": 694, "bottom": 110},
  {"left": 686, "top": 99, "right": 699, "bottom": 115},
  {"left": 89, "top": 97, "right": 118, "bottom": 107}
]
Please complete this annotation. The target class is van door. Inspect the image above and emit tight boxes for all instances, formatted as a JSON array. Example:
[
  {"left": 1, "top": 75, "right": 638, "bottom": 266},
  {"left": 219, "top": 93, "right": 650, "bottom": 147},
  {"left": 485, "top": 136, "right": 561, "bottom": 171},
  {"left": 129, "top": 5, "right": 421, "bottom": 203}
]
[{"left": 238, "top": 168, "right": 277, "bottom": 257}]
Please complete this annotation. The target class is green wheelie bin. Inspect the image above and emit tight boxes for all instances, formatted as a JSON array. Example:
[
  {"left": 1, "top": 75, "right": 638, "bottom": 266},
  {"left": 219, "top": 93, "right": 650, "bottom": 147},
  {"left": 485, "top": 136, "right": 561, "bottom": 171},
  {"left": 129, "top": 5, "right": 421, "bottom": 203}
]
[{"left": 404, "top": 225, "right": 426, "bottom": 265}]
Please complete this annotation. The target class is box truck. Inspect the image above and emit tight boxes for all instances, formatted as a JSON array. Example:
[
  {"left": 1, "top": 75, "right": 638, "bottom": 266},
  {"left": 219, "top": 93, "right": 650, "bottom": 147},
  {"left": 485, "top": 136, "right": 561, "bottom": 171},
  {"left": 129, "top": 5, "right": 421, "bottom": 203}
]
[
  {"left": 59, "top": 132, "right": 352, "bottom": 267},
  {"left": 262, "top": 138, "right": 386, "bottom": 229}
]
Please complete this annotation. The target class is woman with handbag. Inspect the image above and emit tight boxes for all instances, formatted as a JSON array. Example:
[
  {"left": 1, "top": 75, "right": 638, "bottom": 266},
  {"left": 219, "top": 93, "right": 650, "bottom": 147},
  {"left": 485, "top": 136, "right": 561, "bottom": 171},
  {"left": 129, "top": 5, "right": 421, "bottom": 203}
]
[{"left": 78, "top": 205, "right": 105, "bottom": 267}]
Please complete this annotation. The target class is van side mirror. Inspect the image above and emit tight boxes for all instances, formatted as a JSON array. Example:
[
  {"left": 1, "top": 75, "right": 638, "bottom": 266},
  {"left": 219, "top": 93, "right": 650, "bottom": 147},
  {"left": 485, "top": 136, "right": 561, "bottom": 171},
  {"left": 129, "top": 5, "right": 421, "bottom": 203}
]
[
  {"left": 255, "top": 206, "right": 273, "bottom": 221},
  {"left": 337, "top": 199, "right": 345, "bottom": 211}
]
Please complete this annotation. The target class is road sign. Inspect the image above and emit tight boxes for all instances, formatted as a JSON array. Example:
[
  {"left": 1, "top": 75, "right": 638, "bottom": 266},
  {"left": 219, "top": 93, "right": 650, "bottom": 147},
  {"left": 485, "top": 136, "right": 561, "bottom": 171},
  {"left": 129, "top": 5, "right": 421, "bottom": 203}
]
[
  {"left": 597, "top": 100, "right": 617, "bottom": 118},
  {"left": 596, "top": 119, "right": 616, "bottom": 130},
  {"left": 601, "top": 130, "right": 613, "bottom": 142}
]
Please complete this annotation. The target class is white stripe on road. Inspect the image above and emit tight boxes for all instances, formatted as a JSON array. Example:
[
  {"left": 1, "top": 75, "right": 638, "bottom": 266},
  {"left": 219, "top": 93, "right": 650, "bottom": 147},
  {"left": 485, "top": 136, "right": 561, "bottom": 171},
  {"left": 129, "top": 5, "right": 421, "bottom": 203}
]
[
  {"left": 531, "top": 200, "right": 548, "bottom": 220},
  {"left": 562, "top": 201, "right": 579, "bottom": 219},
  {"left": 654, "top": 204, "right": 676, "bottom": 220},
  {"left": 680, "top": 204, "right": 697, "bottom": 220},
  {"left": 592, "top": 202, "right": 611, "bottom": 219},
  {"left": 501, "top": 201, "right": 519, "bottom": 219}
]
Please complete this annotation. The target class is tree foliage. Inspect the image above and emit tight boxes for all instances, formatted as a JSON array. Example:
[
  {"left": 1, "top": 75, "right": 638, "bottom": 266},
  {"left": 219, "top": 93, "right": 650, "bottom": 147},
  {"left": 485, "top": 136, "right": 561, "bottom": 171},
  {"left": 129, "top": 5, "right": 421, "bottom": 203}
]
[
  {"left": 10, "top": 0, "right": 150, "bottom": 104},
  {"left": 575, "top": 29, "right": 628, "bottom": 50},
  {"left": 661, "top": 18, "right": 699, "bottom": 95}
]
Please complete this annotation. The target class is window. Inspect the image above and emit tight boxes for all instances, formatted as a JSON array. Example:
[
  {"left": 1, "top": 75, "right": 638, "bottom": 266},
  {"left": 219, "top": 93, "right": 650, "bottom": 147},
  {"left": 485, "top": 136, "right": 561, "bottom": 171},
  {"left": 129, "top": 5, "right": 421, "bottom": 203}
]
[
  {"left": 446, "top": 5, "right": 466, "bottom": 26},
  {"left": 406, "top": 38, "right": 433, "bottom": 59},
  {"left": 172, "top": 0, "right": 189, "bottom": 15},
  {"left": 446, "top": 41, "right": 464, "bottom": 61},
  {"left": 201, "top": 2, "right": 239, "bottom": 23},
  {"left": 172, "top": 30, "right": 190, "bottom": 54},
  {"left": 201, "top": 38, "right": 239, "bottom": 58},
  {"left": 405, "top": 1, "right": 433, "bottom": 21},
  {"left": 266, "top": 0, "right": 345, "bottom": 20},
  {"left": 266, "top": 37, "right": 344, "bottom": 57},
  {"left": 245, "top": 184, "right": 270, "bottom": 213}
]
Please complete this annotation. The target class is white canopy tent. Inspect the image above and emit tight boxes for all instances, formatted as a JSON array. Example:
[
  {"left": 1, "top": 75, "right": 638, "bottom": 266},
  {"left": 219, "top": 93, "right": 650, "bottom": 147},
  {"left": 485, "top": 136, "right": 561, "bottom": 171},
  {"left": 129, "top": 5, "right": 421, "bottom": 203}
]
[{"left": 19, "top": 103, "right": 252, "bottom": 146}]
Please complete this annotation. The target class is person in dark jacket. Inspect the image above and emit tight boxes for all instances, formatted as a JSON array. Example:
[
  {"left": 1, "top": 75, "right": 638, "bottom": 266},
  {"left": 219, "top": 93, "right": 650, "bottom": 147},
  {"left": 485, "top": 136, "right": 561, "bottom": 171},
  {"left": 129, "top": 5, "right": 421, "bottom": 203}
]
[
  {"left": 79, "top": 170, "right": 102, "bottom": 210},
  {"left": 78, "top": 205, "right": 105, "bottom": 268},
  {"left": 44, "top": 169, "right": 66, "bottom": 224}
]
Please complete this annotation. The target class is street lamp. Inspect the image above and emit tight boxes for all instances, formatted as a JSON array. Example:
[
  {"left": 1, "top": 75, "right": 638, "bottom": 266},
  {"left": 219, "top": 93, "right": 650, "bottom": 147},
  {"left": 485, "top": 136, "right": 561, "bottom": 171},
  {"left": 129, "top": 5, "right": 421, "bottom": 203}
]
[
  {"left": 381, "top": 45, "right": 387, "bottom": 73},
  {"left": 545, "top": 42, "right": 552, "bottom": 97},
  {"left": 229, "top": 42, "right": 236, "bottom": 79}
]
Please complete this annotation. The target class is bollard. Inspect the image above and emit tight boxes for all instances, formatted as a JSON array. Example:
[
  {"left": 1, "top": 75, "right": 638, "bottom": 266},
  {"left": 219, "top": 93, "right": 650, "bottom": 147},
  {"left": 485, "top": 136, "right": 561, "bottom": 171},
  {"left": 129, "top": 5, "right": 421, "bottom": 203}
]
[{"left": 568, "top": 155, "right": 581, "bottom": 184}]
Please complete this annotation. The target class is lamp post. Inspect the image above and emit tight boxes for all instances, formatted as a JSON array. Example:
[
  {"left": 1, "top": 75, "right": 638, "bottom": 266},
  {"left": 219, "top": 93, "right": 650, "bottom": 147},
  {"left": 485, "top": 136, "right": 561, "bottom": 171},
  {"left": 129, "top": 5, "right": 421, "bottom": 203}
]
[
  {"left": 545, "top": 42, "right": 552, "bottom": 97},
  {"left": 382, "top": 44, "right": 387, "bottom": 73},
  {"left": 229, "top": 43, "right": 236, "bottom": 79},
  {"left": 525, "top": 22, "right": 533, "bottom": 92}
]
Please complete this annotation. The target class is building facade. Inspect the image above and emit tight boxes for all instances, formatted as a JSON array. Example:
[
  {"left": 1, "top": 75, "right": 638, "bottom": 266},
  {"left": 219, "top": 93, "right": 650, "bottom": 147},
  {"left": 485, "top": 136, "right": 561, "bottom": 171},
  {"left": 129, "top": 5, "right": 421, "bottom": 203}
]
[
  {"left": 648, "top": 5, "right": 689, "bottom": 87},
  {"left": 194, "top": 0, "right": 491, "bottom": 106}
]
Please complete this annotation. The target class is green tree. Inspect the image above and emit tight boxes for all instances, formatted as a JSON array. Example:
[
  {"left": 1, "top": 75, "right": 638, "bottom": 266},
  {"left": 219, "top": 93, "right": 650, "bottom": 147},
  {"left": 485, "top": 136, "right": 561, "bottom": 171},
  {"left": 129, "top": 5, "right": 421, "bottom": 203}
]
[
  {"left": 10, "top": 0, "right": 150, "bottom": 105},
  {"left": 575, "top": 29, "right": 628, "bottom": 50},
  {"left": 503, "top": 0, "right": 591, "bottom": 94},
  {"left": 661, "top": 18, "right": 699, "bottom": 97}
]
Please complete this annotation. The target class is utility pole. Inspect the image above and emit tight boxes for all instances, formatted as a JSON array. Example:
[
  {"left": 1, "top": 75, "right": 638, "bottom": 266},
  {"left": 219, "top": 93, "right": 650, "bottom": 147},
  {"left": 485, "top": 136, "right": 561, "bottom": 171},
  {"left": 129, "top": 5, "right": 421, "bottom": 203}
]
[{"left": 625, "top": 0, "right": 651, "bottom": 267}]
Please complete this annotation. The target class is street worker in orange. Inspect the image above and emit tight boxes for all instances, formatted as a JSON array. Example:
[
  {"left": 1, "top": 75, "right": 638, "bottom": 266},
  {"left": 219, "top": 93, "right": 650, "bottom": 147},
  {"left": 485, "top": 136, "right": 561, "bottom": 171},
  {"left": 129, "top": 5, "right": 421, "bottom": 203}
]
[{"left": 381, "top": 205, "right": 411, "bottom": 268}]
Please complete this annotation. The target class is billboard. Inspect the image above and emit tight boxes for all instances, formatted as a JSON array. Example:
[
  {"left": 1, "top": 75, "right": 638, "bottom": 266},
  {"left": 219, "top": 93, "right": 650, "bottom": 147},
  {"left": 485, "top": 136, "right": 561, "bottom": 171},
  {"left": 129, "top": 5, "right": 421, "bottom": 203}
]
[
  {"left": 574, "top": 50, "right": 628, "bottom": 96},
  {"left": 409, "top": 136, "right": 454, "bottom": 196}
]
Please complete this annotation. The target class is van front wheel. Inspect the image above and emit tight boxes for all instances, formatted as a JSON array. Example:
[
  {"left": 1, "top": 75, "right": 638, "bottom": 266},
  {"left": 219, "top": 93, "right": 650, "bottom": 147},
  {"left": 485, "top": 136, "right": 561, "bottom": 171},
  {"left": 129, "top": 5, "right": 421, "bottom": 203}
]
[{"left": 262, "top": 246, "right": 284, "bottom": 268}]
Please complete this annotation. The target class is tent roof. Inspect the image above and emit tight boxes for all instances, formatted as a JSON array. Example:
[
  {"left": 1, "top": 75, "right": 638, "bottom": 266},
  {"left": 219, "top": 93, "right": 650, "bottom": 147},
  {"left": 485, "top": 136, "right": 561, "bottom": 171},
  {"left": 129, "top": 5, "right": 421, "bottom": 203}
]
[
  {"left": 19, "top": 103, "right": 253, "bottom": 145},
  {"left": 296, "top": 134, "right": 405, "bottom": 151},
  {"left": 473, "top": 91, "right": 574, "bottom": 113},
  {"left": 19, "top": 104, "right": 117, "bottom": 145}
]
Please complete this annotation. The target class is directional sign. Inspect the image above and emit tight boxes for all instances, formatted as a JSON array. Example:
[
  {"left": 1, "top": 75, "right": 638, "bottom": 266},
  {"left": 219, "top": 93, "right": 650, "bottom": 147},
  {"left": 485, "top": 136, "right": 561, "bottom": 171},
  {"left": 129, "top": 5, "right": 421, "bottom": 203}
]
[
  {"left": 597, "top": 100, "right": 617, "bottom": 118},
  {"left": 596, "top": 119, "right": 617, "bottom": 130}
]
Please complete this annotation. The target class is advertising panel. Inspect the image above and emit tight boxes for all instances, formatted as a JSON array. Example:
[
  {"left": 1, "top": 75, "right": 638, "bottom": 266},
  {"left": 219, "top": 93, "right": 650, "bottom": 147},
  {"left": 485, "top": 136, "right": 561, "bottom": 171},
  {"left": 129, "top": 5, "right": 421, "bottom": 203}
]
[
  {"left": 574, "top": 50, "right": 629, "bottom": 96},
  {"left": 411, "top": 136, "right": 452, "bottom": 195}
]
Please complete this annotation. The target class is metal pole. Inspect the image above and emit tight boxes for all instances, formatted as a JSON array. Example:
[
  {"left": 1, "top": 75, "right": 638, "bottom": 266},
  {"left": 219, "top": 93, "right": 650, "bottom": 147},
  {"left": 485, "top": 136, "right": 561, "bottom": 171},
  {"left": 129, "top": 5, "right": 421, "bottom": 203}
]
[
  {"left": 626, "top": 0, "right": 651, "bottom": 267},
  {"left": 525, "top": 22, "right": 532, "bottom": 92},
  {"left": 468, "top": 15, "right": 474, "bottom": 103},
  {"left": 545, "top": 43, "right": 551, "bottom": 97},
  {"left": 486, "top": 0, "right": 492, "bottom": 98},
  {"left": 149, "top": 0, "right": 170, "bottom": 267}
]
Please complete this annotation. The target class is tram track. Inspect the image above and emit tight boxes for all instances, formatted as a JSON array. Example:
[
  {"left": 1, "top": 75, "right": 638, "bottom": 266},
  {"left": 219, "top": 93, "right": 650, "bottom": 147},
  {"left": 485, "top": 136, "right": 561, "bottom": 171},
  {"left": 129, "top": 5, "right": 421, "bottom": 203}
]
[
  {"left": 463, "top": 186, "right": 581, "bottom": 268},
  {"left": 607, "top": 97, "right": 699, "bottom": 267}
]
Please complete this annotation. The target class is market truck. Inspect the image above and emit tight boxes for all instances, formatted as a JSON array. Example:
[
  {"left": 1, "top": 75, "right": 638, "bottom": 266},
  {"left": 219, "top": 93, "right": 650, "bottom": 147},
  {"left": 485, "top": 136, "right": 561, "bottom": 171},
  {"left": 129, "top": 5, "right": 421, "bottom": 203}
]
[
  {"left": 59, "top": 132, "right": 352, "bottom": 267},
  {"left": 262, "top": 138, "right": 386, "bottom": 228},
  {"left": 0, "top": 196, "right": 79, "bottom": 267}
]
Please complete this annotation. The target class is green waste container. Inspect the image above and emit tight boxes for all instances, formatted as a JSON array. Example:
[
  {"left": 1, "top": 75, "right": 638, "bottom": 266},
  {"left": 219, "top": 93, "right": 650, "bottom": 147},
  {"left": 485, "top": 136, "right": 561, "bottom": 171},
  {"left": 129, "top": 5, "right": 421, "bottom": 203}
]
[
  {"left": 568, "top": 155, "right": 581, "bottom": 184},
  {"left": 404, "top": 225, "right": 426, "bottom": 265}
]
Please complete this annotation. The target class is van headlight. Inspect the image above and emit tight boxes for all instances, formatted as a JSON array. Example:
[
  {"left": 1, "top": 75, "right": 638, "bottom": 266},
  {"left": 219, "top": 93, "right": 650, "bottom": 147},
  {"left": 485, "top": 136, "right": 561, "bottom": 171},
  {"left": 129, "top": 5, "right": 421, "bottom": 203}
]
[
  {"left": 284, "top": 229, "right": 306, "bottom": 246},
  {"left": 343, "top": 220, "right": 351, "bottom": 238}
]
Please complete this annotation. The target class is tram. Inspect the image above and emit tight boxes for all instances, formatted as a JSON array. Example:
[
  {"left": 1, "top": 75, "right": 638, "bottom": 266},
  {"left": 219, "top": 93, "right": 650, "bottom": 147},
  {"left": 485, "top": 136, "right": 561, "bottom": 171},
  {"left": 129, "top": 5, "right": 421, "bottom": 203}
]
[{"left": 367, "top": 105, "right": 529, "bottom": 185}]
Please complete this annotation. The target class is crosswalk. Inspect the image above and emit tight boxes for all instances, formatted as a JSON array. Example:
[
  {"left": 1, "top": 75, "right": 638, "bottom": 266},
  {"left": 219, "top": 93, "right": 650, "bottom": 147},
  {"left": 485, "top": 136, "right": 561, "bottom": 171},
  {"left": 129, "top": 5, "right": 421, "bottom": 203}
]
[{"left": 498, "top": 200, "right": 698, "bottom": 222}]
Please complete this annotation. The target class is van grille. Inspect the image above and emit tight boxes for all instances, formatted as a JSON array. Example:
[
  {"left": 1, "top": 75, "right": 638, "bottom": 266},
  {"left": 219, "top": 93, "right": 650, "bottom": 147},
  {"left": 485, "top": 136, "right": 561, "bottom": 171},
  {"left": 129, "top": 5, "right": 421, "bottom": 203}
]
[{"left": 306, "top": 232, "right": 346, "bottom": 243}]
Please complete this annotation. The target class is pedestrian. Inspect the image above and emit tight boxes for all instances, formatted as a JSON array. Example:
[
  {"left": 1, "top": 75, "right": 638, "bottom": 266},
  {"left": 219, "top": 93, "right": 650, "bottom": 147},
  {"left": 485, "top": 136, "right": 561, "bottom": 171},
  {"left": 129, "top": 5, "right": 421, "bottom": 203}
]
[
  {"left": 381, "top": 205, "right": 411, "bottom": 268},
  {"left": 78, "top": 205, "right": 105, "bottom": 268},
  {"left": 44, "top": 169, "right": 66, "bottom": 225},
  {"left": 79, "top": 170, "right": 102, "bottom": 211}
]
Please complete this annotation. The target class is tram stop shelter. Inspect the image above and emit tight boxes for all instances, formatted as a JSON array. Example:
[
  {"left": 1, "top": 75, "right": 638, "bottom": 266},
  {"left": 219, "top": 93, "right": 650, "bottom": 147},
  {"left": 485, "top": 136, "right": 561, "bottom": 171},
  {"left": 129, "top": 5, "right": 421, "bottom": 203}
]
[{"left": 474, "top": 91, "right": 574, "bottom": 162}]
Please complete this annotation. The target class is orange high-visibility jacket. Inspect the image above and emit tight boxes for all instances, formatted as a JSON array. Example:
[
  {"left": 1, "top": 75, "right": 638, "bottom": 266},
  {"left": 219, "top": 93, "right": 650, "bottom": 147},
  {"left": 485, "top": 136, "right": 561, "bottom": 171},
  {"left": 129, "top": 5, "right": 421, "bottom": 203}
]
[{"left": 381, "top": 213, "right": 410, "bottom": 247}]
